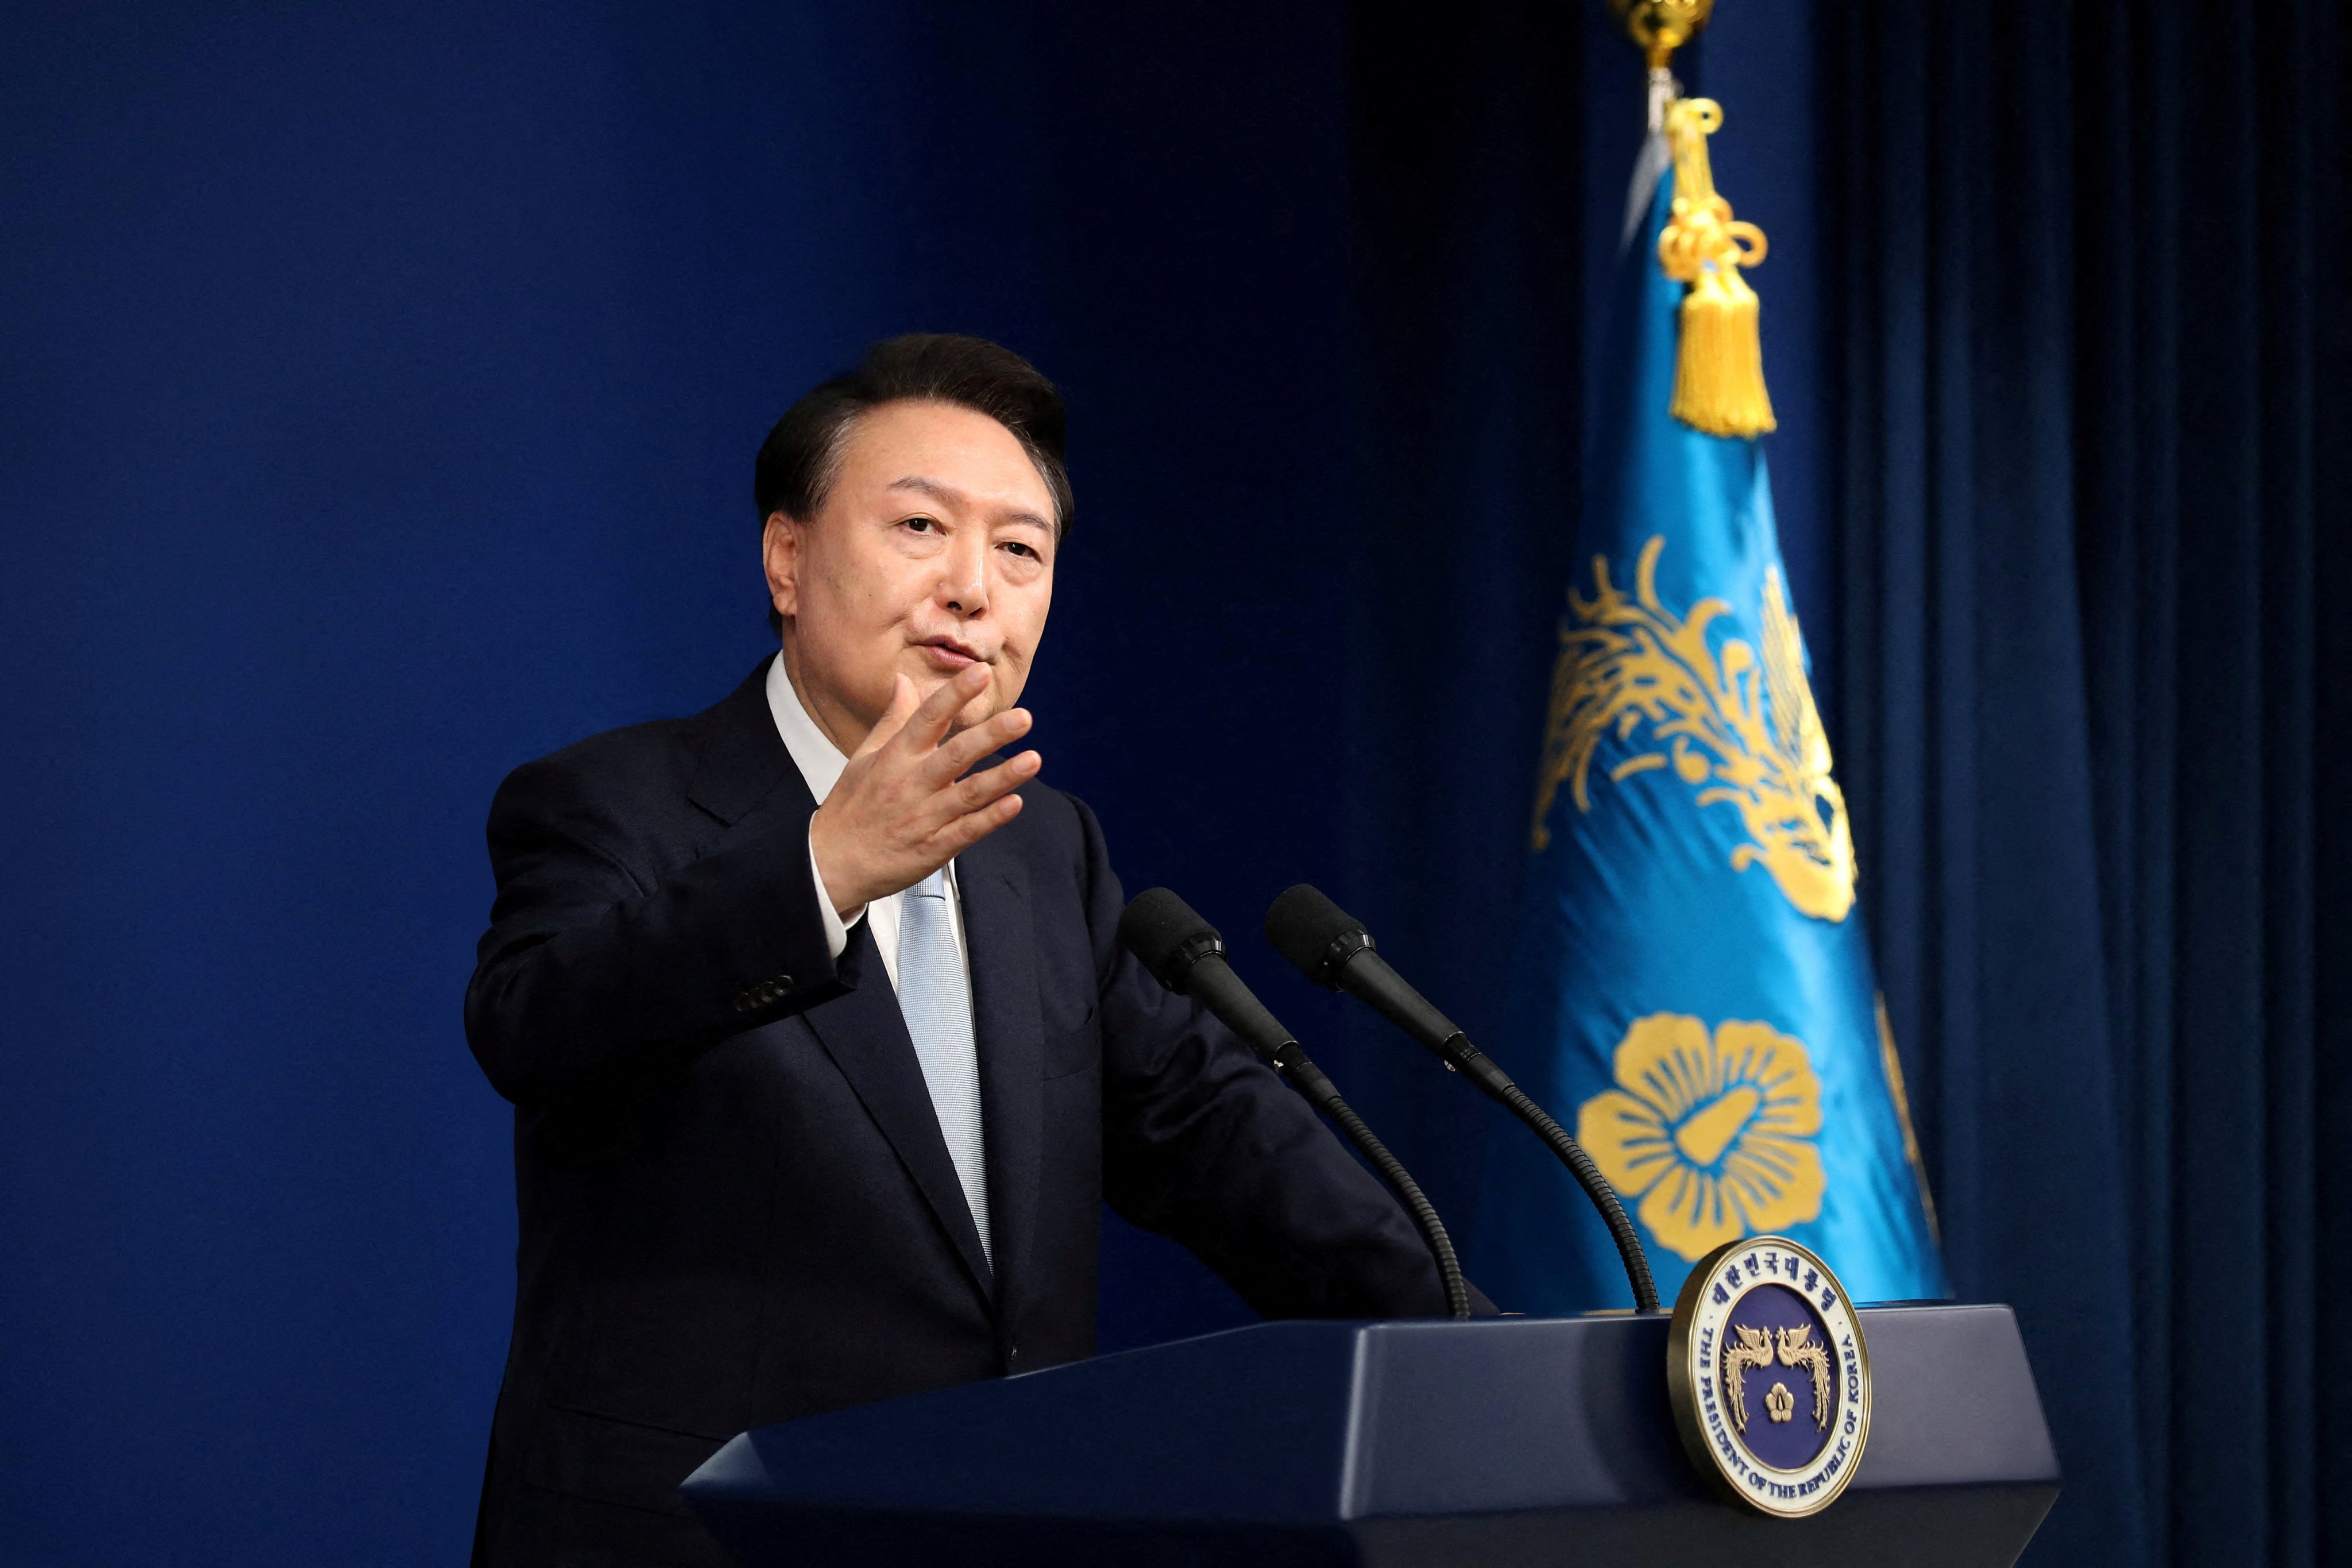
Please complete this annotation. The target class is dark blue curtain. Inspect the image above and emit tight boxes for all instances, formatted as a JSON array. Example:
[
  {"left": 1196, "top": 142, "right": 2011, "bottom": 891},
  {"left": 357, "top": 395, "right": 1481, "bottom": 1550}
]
[
  {"left": 1331, "top": 0, "right": 1585, "bottom": 1249},
  {"left": 1826, "top": 1, "right": 2351, "bottom": 1563}
]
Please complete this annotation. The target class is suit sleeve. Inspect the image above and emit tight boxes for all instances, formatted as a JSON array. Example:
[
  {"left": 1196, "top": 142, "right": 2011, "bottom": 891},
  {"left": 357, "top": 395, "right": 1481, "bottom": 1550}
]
[
  {"left": 464, "top": 752, "right": 847, "bottom": 1106},
  {"left": 1072, "top": 798, "right": 1476, "bottom": 1320}
]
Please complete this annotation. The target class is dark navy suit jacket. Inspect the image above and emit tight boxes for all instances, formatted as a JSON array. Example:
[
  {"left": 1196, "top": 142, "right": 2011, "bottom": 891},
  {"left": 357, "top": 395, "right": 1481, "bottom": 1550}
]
[{"left": 465, "top": 659, "right": 1454, "bottom": 1566}]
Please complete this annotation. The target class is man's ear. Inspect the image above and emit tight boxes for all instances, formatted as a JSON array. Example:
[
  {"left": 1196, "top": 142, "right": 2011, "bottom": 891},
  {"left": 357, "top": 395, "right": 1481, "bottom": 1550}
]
[{"left": 762, "top": 511, "right": 800, "bottom": 621}]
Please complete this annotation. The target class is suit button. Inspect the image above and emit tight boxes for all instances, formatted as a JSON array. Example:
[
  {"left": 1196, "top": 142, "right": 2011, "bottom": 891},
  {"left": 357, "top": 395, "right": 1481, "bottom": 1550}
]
[
  {"left": 1007, "top": 1342, "right": 1021, "bottom": 1366},
  {"left": 733, "top": 992, "right": 754, "bottom": 1013},
  {"left": 773, "top": 974, "right": 793, "bottom": 992}
]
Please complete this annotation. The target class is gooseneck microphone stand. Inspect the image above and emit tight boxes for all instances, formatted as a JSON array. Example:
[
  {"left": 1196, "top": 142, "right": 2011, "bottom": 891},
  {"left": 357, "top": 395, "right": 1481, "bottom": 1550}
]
[
  {"left": 1119, "top": 889, "right": 1471, "bottom": 1321},
  {"left": 1265, "top": 885, "right": 1661, "bottom": 1315},
  {"left": 1270, "top": 1038, "right": 1472, "bottom": 1323}
]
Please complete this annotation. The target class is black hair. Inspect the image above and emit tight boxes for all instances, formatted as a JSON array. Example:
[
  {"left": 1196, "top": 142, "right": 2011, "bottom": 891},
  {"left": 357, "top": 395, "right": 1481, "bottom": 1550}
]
[{"left": 755, "top": 334, "right": 1073, "bottom": 632}]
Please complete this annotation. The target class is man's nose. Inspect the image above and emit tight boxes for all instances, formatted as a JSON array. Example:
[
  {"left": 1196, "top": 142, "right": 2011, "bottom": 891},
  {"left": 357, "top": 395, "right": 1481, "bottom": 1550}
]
[{"left": 939, "top": 532, "right": 988, "bottom": 617}]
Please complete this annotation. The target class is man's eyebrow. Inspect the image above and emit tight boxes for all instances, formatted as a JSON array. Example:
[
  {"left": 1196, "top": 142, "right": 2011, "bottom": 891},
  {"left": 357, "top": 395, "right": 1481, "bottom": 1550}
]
[
  {"left": 887, "top": 475, "right": 1053, "bottom": 533},
  {"left": 886, "top": 475, "right": 962, "bottom": 505}
]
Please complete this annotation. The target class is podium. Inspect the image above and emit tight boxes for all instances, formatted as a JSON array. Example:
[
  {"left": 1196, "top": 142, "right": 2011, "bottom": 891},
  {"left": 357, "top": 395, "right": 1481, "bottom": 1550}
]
[{"left": 682, "top": 1304, "right": 2058, "bottom": 1567}]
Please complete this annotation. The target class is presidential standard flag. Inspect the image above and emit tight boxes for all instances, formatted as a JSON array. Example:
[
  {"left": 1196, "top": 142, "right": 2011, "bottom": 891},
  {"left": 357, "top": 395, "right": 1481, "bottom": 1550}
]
[{"left": 1474, "top": 99, "right": 1948, "bottom": 1310}]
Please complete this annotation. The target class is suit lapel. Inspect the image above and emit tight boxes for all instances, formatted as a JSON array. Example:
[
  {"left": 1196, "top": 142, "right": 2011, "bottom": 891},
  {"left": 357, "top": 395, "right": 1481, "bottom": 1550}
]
[
  {"left": 682, "top": 658, "right": 1038, "bottom": 1315},
  {"left": 685, "top": 656, "right": 801, "bottom": 828},
  {"left": 957, "top": 828, "right": 1044, "bottom": 1319},
  {"left": 801, "top": 924, "right": 995, "bottom": 1301},
  {"left": 689, "top": 656, "right": 995, "bottom": 1299}
]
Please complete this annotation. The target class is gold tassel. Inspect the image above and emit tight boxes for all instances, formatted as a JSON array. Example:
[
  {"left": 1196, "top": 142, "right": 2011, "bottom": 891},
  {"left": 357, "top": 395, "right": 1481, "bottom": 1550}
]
[{"left": 1657, "top": 97, "right": 1776, "bottom": 439}]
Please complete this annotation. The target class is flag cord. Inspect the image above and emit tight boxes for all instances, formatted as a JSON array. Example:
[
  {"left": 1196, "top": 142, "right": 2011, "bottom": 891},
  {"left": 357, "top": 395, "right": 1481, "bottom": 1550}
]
[{"left": 1657, "top": 96, "right": 1778, "bottom": 438}]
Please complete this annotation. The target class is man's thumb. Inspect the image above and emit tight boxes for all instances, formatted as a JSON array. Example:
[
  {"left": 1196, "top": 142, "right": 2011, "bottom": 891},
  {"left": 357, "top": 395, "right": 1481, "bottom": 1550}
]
[{"left": 855, "top": 674, "right": 920, "bottom": 758}]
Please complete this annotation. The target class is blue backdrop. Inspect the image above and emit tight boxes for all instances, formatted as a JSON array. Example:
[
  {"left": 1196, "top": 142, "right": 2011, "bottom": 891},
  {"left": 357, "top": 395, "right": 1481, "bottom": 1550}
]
[
  {"left": 0, "top": 5, "right": 1385, "bottom": 1559},
  {"left": 10, "top": 3, "right": 2336, "bottom": 1567}
]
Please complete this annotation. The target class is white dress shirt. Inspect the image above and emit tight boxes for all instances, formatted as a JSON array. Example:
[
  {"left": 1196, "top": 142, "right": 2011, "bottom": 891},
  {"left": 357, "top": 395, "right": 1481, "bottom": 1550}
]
[{"left": 763, "top": 656, "right": 968, "bottom": 992}]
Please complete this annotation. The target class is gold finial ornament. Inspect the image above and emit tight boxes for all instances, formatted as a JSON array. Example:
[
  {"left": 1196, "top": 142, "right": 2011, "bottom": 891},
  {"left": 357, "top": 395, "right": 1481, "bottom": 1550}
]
[{"left": 1611, "top": 0, "right": 1716, "bottom": 71}]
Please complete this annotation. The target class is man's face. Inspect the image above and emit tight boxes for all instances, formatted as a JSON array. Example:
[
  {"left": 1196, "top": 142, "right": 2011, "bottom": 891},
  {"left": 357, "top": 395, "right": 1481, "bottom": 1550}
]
[{"left": 764, "top": 398, "right": 1057, "bottom": 750}]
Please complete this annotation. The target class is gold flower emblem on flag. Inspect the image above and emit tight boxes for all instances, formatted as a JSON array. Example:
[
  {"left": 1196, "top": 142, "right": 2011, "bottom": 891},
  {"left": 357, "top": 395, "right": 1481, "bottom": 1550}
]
[
  {"left": 1532, "top": 535, "right": 1856, "bottom": 922},
  {"left": 1577, "top": 1013, "right": 1826, "bottom": 1262}
]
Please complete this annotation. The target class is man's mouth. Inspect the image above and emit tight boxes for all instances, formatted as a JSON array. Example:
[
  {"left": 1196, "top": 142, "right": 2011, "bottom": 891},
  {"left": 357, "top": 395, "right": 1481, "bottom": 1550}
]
[{"left": 915, "top": 636, "right": 987, "bottom": 670}]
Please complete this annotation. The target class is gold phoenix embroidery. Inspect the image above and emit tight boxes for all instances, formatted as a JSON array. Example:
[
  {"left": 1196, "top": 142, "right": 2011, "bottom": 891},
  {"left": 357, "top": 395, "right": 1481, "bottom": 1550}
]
[
  {"left": 1577, "top": 1013, "right": 1827, "bottom": 1262},
  {"left": 1532, "top": 535, "right": 1857, "bottom": 922}
]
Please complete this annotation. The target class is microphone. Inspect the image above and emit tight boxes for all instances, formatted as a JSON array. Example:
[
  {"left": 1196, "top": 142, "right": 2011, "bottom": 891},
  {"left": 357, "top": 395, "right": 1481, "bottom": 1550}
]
[
  {"left": 1119, "top": 886, "right": 1301, "bottom": 1069},
  {"left": 1118, "top": 888, "right": 1470, "bottom": 1320},
  {"left": 1264, "top": 884, "right": 1661, "bottom": 1314}
]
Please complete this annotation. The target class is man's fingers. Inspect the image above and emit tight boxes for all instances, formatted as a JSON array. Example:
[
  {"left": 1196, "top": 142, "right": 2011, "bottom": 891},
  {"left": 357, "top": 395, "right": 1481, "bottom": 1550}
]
[
  {"left": 853, "top": 675, "right": 922, "bottom": 760},
  {"left": 893, "top": 665, "right": 990, "bottom": 758},
  {"left": 932, "top": 789, "right": 1025, "bottom": 858},
  {"left": 947, "top": 751, "right": 1041, "bottom": 816},
  {"left": 925, "top": 706, "right": 1034, "bottom": 785},
  {"left": 909, "top": 749, "right": 1038, "bottom": 835}
]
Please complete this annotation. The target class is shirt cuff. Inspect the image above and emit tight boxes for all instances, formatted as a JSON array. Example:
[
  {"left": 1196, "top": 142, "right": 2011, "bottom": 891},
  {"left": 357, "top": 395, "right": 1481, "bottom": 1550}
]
[{"left": 808, "top": 818, "right": 863, "bottom": 961}]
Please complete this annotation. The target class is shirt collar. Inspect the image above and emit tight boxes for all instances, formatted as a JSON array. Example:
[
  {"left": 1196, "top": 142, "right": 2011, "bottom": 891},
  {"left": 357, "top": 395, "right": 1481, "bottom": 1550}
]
[{"left": 764, "top": 653, "right": 849, "bottom": 803}]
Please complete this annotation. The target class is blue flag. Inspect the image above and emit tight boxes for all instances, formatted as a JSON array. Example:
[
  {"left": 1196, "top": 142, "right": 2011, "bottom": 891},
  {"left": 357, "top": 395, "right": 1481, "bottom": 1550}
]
[{"left": 1473, "top": 146, "right": 1948, "bottom": 1311}]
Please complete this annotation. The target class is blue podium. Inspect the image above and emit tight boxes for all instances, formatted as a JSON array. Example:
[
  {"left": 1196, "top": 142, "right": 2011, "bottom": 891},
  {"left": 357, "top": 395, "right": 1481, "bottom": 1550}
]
[{"left": 682, "top": 1305, "right": 2057, "bottom": 1567}]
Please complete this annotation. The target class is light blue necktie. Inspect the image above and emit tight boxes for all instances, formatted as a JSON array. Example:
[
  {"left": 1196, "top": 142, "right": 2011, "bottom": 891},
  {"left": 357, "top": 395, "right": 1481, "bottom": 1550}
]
[{"left": 895, "top": 868, "right": 990, "bottom": 1268}]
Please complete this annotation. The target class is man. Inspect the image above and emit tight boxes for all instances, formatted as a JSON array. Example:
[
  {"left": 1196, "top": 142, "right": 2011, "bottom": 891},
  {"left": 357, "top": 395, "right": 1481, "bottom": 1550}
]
[{"left": 466, "top": 335, "right": 1457, "bottom": 1567}]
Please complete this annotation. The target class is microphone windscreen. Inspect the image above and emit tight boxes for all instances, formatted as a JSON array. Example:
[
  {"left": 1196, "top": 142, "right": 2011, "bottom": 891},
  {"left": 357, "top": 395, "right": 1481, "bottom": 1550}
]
[
  {"left": 1118, "top": 887, "right": 1219, "bottom": 991},
  {"left": 1263, "top": 883, "right": 1362, "bottom": 986}
]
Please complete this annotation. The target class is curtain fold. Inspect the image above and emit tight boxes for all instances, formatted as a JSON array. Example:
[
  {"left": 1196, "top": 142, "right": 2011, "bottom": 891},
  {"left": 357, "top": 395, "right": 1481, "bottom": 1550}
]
[
  {"left": 1828, "top": 2, "right": 2350, "bottom": 1563},
  {"left": 1339, "top": 0, "right": 1586, "bottom": 1207}
]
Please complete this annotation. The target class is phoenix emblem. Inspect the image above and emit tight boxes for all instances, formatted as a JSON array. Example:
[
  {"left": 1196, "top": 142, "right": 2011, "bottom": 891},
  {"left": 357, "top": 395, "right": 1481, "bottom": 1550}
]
[
  {"left": 1775, "top": 1323, "right": 1833, "bottom": 1431},
  {"left": 1721, "top": 1320, "right": 1835, "bottom": 1435},
  {"left": 1721, "top": 1324, "right": 1776, "bottom": 1434}
]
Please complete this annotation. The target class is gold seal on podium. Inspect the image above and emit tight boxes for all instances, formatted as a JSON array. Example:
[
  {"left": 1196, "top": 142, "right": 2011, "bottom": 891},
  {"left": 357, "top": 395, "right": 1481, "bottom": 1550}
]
[{"left": 1666, "top": 1234, "right": 1873, "bottom": 1518}]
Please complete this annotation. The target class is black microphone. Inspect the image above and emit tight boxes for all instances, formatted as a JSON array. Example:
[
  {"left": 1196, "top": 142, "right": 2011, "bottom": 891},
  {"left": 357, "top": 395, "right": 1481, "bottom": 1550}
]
[
  {"left": 1118, "top": 887, "right": 1470, "bottom": 1320},
  {"left": 1119, "top": 886, "right": 1303, "bottom": 1069},
  {"left": 1264, "top": 884, "right": 1661, "bottom": 1314}
]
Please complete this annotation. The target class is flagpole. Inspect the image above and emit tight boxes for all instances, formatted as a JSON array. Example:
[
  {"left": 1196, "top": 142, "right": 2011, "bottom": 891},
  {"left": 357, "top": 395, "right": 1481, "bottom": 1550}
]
[{"left": 1609, "top": 0, "right": 1714, "bottom": 129}]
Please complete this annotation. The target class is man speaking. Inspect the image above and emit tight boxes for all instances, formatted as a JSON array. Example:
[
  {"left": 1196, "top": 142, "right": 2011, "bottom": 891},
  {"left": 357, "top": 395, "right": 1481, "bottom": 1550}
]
[{"left": 465, "top": 335, "right": 1457, "bottom": 1566}]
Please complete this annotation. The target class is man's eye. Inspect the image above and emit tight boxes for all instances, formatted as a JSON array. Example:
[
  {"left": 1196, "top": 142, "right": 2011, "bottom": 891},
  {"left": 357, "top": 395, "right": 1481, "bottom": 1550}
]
[
  {"left": 1002, "top": 540, "right": 1039, "bottom": 560},
  {"left": 903, "top": 516, "right": 940, "bottom": 534}
]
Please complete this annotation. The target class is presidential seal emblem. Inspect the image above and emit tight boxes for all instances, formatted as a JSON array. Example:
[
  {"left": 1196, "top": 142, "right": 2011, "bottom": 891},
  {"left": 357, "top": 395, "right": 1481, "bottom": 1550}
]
[{"left": 1666, "top": 1235, "right": 1870, "bottom": 1518}]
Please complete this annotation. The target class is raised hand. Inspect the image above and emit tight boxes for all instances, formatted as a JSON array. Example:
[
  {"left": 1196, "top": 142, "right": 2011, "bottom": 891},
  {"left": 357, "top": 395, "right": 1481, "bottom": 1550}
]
[{"left": 808, "top": 664, "right": 1040, "bottom": 919}]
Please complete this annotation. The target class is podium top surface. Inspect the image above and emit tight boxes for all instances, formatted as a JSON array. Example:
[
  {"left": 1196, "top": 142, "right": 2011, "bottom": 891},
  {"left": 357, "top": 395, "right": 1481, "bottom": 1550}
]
[{"left": 683, "top": 1304, "right": 2056, "bottom": 1527}]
